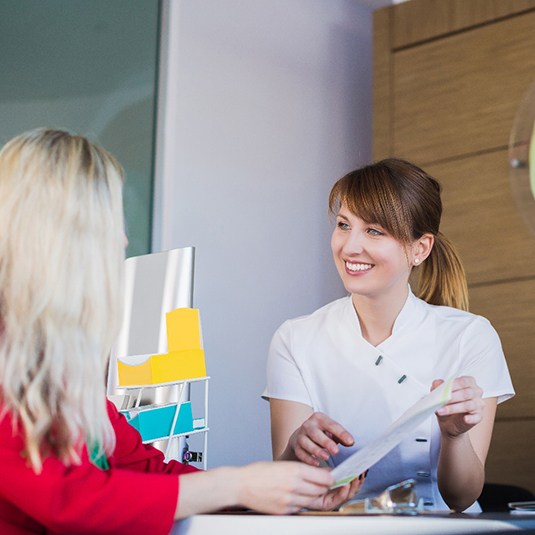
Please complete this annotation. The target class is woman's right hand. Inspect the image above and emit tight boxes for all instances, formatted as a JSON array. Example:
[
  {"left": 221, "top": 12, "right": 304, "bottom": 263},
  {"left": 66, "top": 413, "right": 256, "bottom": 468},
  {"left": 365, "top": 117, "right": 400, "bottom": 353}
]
[{"left": 286, "top": 412, "right": 355, "bottom": 466}]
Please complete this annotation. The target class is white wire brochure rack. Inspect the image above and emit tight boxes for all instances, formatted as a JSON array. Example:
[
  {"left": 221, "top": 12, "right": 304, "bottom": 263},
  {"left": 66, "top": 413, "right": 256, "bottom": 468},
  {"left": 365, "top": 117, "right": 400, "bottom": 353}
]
[{"left": 118, "top": 376, "right": 209, "bottom": 469}]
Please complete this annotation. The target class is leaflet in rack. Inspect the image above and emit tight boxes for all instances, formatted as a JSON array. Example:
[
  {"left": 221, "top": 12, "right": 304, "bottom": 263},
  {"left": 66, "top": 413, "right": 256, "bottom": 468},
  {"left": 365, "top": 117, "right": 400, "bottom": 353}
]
[{"left": 331, "top": 378, "right": 453, "bottom": 489}]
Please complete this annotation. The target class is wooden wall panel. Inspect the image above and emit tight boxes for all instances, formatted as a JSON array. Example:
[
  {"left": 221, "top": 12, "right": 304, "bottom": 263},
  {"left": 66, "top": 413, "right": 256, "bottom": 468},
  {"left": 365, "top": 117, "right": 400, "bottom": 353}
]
[
  {"left": 373, "top": 0, "right": 535, "bottom": 493},
  {"left": 470, "top": 281, "right": 535, "bottom": 420},
  {"left": 428, "top": 151, "right": 535, "bottom": 285},
  {"left": 392, "top": 11, "right": 535, "bottom": 164},
  {"left": 392, "top": 0, "right": 535, "bottom": 49},
  {"left": 485, "top": 419, "right": 535, "bottom": 494}
]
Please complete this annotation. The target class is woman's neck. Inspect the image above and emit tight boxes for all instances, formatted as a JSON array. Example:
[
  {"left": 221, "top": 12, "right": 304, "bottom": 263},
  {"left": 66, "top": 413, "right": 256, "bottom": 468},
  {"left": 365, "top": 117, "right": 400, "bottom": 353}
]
[{"left": 351, "top": 286, "right": 409, "bottom": 347}]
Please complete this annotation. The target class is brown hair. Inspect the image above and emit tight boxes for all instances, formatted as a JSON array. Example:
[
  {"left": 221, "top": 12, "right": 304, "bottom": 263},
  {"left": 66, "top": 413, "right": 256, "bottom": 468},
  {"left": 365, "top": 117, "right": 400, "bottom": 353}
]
[{"left": 328, "top": 158, "right": 469, "bottom": 311}]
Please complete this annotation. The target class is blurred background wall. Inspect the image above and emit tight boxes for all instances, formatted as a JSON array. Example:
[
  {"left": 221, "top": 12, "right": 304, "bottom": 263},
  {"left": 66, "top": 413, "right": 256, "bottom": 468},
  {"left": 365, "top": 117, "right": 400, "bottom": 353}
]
[
  {"left": 0, "top": 0, "right": 378, "bottom": 467},
  {"left": 154, "top": 0, "right": 376, "bottom": 467}
]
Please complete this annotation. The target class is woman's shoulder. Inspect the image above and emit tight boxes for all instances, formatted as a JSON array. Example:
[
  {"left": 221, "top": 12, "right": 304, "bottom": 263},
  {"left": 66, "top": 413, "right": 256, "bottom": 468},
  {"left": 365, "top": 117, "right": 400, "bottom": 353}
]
[{"left": 417, "top": 297, "right": 495, "bottom": 333}]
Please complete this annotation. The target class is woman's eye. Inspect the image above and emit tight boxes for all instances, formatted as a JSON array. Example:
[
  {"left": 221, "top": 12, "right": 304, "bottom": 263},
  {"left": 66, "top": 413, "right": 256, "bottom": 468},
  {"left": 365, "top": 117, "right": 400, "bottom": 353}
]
[
  {"left": 367, "top": 227, "right": 383, "bottom": 236},
  {"left": 337, "top": 221, "right": 350, "bottom": 230}
]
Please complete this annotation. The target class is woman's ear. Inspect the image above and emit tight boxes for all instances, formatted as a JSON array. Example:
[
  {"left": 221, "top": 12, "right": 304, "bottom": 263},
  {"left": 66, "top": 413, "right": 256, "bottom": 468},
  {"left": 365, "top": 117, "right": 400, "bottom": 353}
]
[{"left": 411, "top": 233, "right": 434, "bottom": 266}]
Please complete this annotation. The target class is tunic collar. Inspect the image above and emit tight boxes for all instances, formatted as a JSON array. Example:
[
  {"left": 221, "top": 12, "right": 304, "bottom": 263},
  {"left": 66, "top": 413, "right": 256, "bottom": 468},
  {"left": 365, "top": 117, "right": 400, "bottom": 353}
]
[{"left": 343, "top": 286, "right": 424, "bottom": 347}]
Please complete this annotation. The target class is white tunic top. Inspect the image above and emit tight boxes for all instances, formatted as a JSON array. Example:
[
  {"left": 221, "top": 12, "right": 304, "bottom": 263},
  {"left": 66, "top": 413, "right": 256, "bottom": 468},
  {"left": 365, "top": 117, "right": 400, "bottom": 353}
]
[{"left": 263, "top": 289, "right": 514, "bottom": 511}]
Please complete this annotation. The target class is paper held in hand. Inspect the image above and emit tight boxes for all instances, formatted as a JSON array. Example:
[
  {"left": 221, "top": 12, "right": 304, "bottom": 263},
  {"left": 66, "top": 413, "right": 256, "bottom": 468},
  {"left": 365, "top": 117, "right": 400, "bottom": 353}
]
[{"left": 330, "top": 378, "right": 454, "bottom": 489}]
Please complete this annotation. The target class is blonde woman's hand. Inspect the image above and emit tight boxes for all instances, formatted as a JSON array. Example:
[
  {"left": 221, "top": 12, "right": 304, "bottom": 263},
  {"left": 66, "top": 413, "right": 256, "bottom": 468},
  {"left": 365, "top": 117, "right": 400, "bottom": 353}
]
[
  {"left": 432, "top": 376, "right": 484, "bottom": 438},
  {"left": 176, "top": 462, "right": 362, "bottom": 518},
  {"left": 234, "top": 461, "right": 335, "bottom": 514},
  {"left": 287, "top": 412, "right": 354, "bottom": 466}
]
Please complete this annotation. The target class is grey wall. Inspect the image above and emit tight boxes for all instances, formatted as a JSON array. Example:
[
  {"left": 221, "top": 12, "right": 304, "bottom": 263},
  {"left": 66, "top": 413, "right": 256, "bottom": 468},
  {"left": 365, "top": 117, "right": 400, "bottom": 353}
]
[{"left": 155, "top": 0, "right": 373, "bottom": 467}]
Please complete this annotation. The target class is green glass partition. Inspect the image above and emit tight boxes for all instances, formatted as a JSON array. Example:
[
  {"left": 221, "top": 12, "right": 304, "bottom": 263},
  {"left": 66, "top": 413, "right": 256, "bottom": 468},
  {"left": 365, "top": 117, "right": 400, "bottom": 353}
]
[{"left": 0, "top": 0, "right": 160, "bottom": 256}]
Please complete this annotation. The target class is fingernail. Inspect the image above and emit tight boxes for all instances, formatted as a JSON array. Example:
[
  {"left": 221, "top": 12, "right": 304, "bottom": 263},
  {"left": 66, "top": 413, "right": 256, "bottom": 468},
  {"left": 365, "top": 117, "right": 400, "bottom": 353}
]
[{"left": 364, "top": 469, "right": 369, "bottom": 477}]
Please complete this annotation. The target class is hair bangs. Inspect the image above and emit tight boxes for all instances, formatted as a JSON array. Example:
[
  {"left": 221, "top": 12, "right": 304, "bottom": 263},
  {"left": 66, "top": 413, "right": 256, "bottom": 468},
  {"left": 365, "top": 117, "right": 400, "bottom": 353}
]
[{"left": 329, "top": 165, "right": 413, "bottom": 243}]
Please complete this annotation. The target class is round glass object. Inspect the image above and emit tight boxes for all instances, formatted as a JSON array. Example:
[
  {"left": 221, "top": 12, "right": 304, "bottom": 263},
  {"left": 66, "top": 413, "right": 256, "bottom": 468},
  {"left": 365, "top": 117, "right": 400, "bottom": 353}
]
[{"left": 510, "top": 80, "right": 535, "bottom": 235}]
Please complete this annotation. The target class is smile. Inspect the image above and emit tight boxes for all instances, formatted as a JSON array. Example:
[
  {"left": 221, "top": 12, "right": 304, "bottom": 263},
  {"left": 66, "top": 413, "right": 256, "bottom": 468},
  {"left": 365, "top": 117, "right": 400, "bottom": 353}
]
[{"left": 345, "top": 261, "right": 373, "bottom": 272}]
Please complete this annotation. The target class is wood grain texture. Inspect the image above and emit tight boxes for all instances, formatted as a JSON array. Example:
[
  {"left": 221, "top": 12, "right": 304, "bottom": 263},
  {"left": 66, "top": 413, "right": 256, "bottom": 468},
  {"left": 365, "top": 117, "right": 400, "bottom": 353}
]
[
  {"left": 373, "top": 0, "right": 535, "bottom": 496},
  {"left": 392, "top": 11, "right": 535, "bottom": 164},
  {"left": 372, "top": 7, "right": 392, "bottom": 160},
  {"left": 485, "top": 418, "right": 535, "bottom": 494},
  {"left": 428, "top": 150, "right": 535, "bottom": 285},
  {"left": 469, "top": 280, "right": 535, "bottom": 420},
  {"left": 392, "top": 0, "right": 535, "bottom": 49}
]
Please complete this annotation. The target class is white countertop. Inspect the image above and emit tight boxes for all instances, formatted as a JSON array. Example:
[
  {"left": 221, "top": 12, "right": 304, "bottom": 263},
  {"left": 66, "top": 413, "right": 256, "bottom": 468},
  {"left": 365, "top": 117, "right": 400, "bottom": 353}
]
[{"left": 172, "top": 512, "right": 534, "bottom": 535}]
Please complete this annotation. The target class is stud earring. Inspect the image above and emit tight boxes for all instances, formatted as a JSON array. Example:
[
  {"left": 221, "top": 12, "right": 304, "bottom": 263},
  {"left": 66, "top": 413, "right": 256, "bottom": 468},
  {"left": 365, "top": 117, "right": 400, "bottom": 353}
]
[{"left": 414, "top": 258, "right": 420, "bottom": 265}]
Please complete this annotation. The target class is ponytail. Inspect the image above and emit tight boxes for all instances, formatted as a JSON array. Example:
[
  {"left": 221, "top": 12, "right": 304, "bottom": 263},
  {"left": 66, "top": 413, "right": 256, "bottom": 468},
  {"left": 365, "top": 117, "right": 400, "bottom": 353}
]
[{"left": 415, "top": 232, "right": 469, "bottom": 311}]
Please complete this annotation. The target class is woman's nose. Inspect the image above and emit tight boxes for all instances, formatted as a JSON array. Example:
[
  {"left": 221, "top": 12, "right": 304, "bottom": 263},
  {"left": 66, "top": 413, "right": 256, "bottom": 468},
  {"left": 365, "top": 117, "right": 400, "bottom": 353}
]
[{"left": 342, "top": 230, "right": 364, "bottom": 254}]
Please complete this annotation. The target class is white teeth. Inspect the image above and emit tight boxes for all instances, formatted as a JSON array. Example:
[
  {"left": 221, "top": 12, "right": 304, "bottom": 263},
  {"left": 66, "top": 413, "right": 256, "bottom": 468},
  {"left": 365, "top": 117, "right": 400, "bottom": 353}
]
[{"left": 346, "top": 261, "right": 372, "bottom": 272}]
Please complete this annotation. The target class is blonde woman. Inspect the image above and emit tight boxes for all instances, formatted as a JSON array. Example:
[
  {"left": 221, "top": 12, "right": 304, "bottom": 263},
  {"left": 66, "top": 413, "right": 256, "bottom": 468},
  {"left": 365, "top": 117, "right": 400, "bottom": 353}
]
[
  {"left": 264, "top": 159, "right": 514, "bottom": 512},
  {"left": 0, "top": 129, "right": 361, "bottom": 535}
]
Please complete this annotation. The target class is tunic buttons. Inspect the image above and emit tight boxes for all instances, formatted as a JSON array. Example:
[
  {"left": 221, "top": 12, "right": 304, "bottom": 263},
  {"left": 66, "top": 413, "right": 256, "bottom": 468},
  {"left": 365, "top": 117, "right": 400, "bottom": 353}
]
[
  {"left": 372, "top": 354, "right": 407, "bottom": 385},
  {"left": 415, "top": 439, "right": 432, "bottom": 506}
]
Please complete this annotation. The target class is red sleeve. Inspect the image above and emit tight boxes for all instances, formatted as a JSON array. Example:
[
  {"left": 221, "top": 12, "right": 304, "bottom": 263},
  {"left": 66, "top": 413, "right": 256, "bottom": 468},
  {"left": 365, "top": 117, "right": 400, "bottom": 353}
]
[
  {"left": 0, "top": 403, "right": 199, "bottom": 535},
  {"left": 107, "top": 400, "right": 199, "bottom": 477}
]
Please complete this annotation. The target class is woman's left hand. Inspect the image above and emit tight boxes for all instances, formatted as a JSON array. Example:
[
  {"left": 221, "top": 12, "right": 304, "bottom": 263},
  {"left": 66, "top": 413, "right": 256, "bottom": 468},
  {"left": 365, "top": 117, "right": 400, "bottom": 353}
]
[{"left": 432, "top": 376, "right": 484, "bottom": 438}]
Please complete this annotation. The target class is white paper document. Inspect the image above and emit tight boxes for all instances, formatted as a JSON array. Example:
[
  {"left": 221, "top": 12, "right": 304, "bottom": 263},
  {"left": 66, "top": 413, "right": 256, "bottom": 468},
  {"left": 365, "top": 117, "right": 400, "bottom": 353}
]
[{"left": 330, "top": 378, "right": 453, "bottom": 488}]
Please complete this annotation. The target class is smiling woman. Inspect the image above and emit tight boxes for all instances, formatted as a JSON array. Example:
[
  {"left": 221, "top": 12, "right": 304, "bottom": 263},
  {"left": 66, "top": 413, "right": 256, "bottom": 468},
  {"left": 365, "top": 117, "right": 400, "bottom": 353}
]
[{"left": 263, "top": 158, "right": 515, "bottom": 513}]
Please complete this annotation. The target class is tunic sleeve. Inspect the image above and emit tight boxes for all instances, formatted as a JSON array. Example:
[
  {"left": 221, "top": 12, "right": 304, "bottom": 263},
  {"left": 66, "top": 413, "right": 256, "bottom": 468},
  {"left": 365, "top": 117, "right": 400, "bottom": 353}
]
[
  {"left": 262, "top": 320, "right": 313, "bottom": 407},
  {"left": 0, "top": 402, "right": 199, "bottom": 535},
  {"left": 459, "top": 316, "right": 515, "bottom": 404}
]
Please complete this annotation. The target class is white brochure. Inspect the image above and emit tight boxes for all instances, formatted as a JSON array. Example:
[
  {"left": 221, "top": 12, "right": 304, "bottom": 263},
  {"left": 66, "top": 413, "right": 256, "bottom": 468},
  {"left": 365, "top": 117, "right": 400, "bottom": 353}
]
[{"left": 331, "top": 378, "right": 453, "bottom": 488}]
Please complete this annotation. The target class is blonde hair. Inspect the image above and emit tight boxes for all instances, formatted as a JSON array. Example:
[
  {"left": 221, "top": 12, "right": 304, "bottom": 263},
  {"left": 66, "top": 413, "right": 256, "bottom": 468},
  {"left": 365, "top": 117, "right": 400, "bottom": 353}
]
[
  {"left": 329, "top": 158, "right": 469, "bottom": 311},
  {"left": 0, "top": 128, "right": 125, "bottom": 471}
]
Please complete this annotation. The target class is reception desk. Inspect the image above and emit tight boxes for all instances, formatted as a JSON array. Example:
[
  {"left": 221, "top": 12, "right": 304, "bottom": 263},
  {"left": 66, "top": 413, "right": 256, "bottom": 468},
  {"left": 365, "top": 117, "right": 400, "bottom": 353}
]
[{"left": 172, "top": 512, "right": 535, "bottom": 535}]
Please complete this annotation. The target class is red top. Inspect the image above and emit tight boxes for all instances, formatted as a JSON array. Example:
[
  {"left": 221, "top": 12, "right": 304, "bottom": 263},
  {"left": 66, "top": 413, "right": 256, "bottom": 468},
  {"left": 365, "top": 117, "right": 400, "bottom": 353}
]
[{"left": 0, "top": 400, "right": 199, "bottom": 534}]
